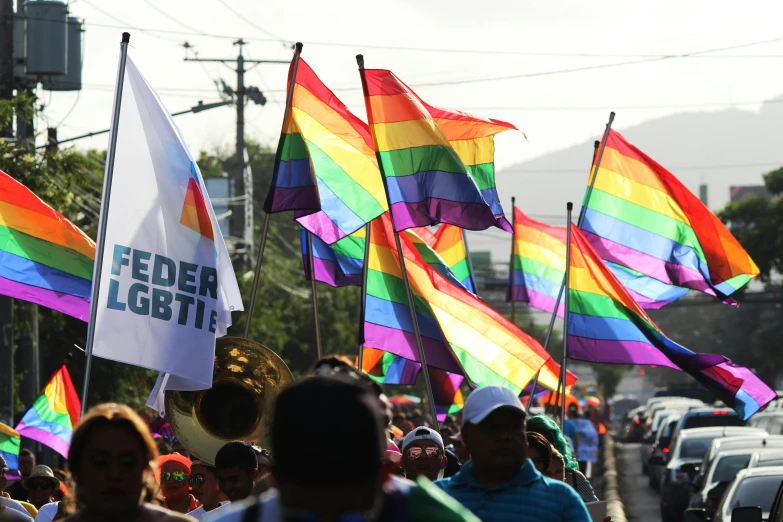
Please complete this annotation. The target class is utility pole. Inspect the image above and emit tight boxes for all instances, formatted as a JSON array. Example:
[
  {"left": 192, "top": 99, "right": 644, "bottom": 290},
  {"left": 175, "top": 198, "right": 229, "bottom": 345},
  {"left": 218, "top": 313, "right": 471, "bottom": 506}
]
[{"left": 184, "top": 40, "right": 286, "bottom": 264}]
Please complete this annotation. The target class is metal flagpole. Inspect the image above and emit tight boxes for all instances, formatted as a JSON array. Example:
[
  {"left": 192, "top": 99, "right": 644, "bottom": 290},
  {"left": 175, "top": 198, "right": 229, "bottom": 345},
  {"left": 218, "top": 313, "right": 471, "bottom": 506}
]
[
  {"left": 244, "top": 42, "right": 303, "bottom": 339},
  {"left": 577, "top": 112, "right": 615, "bottom": 228},
  {"left": 80, "top": 32, "right": 131, "bottom": 417},
  {"left": 560, "top": 202, "right": 574, "bottom": 430},
  {"left": 461, "top": 228, "right": 477, "bottom": 294},
  {"left": 509, "top": 196, "right": 516, "bottom": 324},
  {"left": 356, "top": 54, "right": 439, "bottom": 427},
  {"left": 306, "top": 232, "right": 323, "bottom": 358},
  {"left": 357, "top": 222, "right": 372, "bottom": 371}
]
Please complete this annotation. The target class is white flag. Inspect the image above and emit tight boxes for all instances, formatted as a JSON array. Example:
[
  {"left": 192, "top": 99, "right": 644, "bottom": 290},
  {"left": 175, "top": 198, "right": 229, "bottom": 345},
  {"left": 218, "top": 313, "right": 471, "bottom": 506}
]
[{"left": 92, "top": 54, "right": 243, "bottom": 398}]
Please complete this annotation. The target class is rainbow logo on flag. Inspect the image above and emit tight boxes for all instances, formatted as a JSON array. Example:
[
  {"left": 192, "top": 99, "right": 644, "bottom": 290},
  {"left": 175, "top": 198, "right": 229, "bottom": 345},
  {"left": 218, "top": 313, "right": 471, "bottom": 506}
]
[
  {"left": 179, "top": 163, "right": 214, "bottom": 242},
  {"left": 16, "top": 364, "right": 81, "bottom": 458}
]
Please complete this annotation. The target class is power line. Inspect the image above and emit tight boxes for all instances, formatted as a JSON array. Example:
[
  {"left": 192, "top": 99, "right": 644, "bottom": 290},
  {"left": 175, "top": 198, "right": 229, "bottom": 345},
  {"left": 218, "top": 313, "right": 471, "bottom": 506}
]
[
  {"left": 216, "top": 0, "right": 288, "bottom": 42},
  {"left": 79, "top": 0, "right": 182, "bottom": 43},
  {"left": 455, "top": 99, "right": 783, "bottom": 112},
  {"left": 141, "top": 0, "right": 205, "bottom": 35}
]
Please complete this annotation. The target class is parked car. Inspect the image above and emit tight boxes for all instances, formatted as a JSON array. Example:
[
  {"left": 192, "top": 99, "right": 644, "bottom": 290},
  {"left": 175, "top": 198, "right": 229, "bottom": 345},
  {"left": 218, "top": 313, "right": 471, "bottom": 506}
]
[
  {"left": 689, "top": 448, "right": 753, "bottom": 509},
  {"left": 711, "top": 467, "right": 783, "bottom": 522},
  {"left": 625, "top": 406, "right": 648, "bottom": 442},
  {"left": 657, "top": 427, "right": 764, "bottom": 522},
  {"left": 643, "top": 405, "right": 697, "bottom": 473},
  {"left": 650, "top": 414, "right": 684, "bottom": 489},
  {"left": 749, "top": 412, "right": 783, "bottom": 435},
  {"left": 748, "top": 449, "right": 783, "bottom": 470},
  {"left": 668, "top": 409, "right": 747, "bottom": 451}
]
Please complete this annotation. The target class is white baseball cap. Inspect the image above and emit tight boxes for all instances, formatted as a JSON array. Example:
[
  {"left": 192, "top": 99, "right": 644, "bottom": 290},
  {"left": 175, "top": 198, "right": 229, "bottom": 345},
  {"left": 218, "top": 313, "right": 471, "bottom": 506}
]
[
  {"left": 401, "top": 426, "right": 444, "bottom": 453},
  {"left": 462, "top": 385, "right": 526, "bottom": 425}
]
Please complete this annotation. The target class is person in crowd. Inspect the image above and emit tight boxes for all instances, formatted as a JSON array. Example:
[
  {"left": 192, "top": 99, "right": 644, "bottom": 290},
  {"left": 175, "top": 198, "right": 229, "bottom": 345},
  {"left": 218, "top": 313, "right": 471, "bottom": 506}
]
[
  {"left": 156, "top": 440, "right": 173, "bottom": 457},
  {"left": 436, "top": 386, "right": 590, "bottom": 522},
  {"left": 214, "top": 442, "right": 258, "bottom": 503},
  {"left": 62, "top": 402, "right": 194, "bottom": 522},
  {"left": 4, "top": 450, "right": 35, "bottom": 501},
  {"left": 204, "top": 373, "right": 480, "bottom": 522},
  {"left": 51, "top": 472, "right": 68, "bottom": 503},
  {"left": 449, "top": 432, "right": 470, "bottom": 464},
  {"left": 23, "top": 466, "right": 57, "bottom": 510},
  {"left": 563, "top": 405, "right": 580, "bottom": 454},
  {"left": 186, "top": 461, "right": 228, "bottom": 521},
  {"left": 0, "top": 456, "right": 36, "bottom": 519},
  {"left": 392, "top": 413, "right": 415, "bottom": 435},
  {"left": 571, "top": 411, "right": 599, "bottom": 478},
  {"left": 157, "top": 453, "right": 199, "bottom": 514},
  {"left": 526, "top": 414, "right": 599, "bottom": 502},
  {"left": 443, "top": 449, "right": 462, "bottom": 478},
  {"left": 526, "top": 432, "right": 554, "bottom": 474},
  {"left": 547, "top": 450, "right": 566, "bottom": 482},
  {"left": 400, "top": 427, "right": 448, "bottom": 481},
  {"left": 385, "top": 441, "right": 404, "bottom": 477},
  {"left": 251, "top": 448, "right": 272, "bottom": 478}
]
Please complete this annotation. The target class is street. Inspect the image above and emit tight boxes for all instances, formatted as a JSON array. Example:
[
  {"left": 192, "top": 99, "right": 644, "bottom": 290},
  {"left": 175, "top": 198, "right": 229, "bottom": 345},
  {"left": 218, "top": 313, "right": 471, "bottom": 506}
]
[{"left": 616, "top": 442, "right": 661, "bottom": 522}]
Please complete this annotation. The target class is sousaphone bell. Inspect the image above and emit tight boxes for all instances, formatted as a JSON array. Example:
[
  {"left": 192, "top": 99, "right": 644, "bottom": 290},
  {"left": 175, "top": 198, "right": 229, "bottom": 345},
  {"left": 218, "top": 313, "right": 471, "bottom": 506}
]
[{"left": 164, "top": 336, "right": 294, "bottom": 464}]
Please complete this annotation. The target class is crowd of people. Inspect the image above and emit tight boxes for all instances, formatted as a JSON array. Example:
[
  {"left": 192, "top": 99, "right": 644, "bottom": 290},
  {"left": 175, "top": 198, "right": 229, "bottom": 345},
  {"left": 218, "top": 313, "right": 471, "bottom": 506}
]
[{"left": 0, "top": 356, "right": 609, "bottom": 522}]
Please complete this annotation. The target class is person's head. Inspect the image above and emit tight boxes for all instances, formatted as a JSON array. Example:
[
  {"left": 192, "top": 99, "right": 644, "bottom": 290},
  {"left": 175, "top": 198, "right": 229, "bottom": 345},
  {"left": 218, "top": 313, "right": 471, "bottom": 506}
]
[
  {"left": 401, "top": 427, "right": 447, "bottom": 481},
  {"left": 460, "top": 386, "right": 527, "bottom": 479},
  {"left": 52, "top": 470, "right": 69, "bottom": 502},
  {"left": 567, "top": 403, "right": 580, "bottom": 419},
  {"left": 215, "top": 441, "right": 258, "bottom": 502},
  {"left": 24, "top": 465, "right": 59, "bottom": 509},
  {"left": 526, "top": 414, "right": 579, "bottom": 471},
  {"left": 18, "top": 449, "right": 35, "bottom": 478},
  {"left": 272, "top": 374, "right": 387, "bottom": 517},
  {"left": 252, "top": 447, "right": 273, "bottom": 476},
  {"left": 547, "top": 450, "right": 566, "bottom": 482},
  {"left": 189, "top": 462, "right": 221, "bottom": 509},
  {"left": 526, "top": 432, "right": 553, "bottom": 474},
  {"left": 67, "top": 403, "right": 159, "bottom": 516},
  {"left": 156, "top": 453, "right": 191, "bottom": 507}
]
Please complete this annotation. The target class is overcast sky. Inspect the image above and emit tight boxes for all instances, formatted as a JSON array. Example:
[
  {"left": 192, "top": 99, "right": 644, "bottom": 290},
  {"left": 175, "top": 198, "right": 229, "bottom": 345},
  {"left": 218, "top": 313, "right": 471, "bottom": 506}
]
[{"left": 36, "top": 0, "right": 783, "bottom": 169}]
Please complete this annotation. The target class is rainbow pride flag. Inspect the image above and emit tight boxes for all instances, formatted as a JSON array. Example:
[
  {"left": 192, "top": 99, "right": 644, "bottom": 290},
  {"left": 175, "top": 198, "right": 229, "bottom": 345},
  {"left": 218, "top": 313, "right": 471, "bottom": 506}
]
[
  {"left": 360, "top": 346, "right": 421, "bottom": 385},
  {"left": 300, "top": 227, "right": 365, "bottom": 288},
  {"left": 15, "top": 364, "right": 81, "bottom": 457},
  {"left": 416, "top": 225, "right": 477, "bottom": 295},
  {"left": 507, "top": 207, "right": 567, "bottom": 317},
  {"left": 362, "top": 69, "right": 498, "bottom": 232},
  {"left": 431, "top": 370, "right": 465, "bottom": 422},
  {"left": 566, "top": 224, "right": 774, "bottom": 419},
  {"left": 406, "top": 229, "right": 471, "bottom": 293},
  {"left": 0, "top": 423, "right": 20, "bottom": 471},
  {"left": 365, "top": 213, "right": 574, "bottom": 394},
  {"left": 0, "top": 170, "right": 95, "bottom": 320},
  {"left": 265, "top": 58, "right": 387, "bottom": 243},
  {"left": 581, "top": 130, "right": 759, "bottom": 305},
  {"left": 421, "top": 104, "right": 517, "bottom": 232}
]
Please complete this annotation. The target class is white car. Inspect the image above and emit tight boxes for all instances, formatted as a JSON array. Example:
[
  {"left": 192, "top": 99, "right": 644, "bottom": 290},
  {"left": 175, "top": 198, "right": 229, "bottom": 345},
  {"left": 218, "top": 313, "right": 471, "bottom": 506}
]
[{"left": 712, "top": 467, "right": 783, "bottom": 522}]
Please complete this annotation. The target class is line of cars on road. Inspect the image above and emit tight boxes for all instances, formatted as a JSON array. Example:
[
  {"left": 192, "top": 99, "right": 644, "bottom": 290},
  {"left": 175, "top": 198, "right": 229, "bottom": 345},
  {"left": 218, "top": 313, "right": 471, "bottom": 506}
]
[{"left": 625, "top": 395, "right": 783, "bottom": 522}]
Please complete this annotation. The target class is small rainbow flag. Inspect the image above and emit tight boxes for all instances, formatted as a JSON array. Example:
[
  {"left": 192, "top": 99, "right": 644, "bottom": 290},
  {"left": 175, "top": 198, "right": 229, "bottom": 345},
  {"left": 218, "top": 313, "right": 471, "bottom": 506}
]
[
  {"left": 581, "top": 129, "right": 759, "bottom": 305},
  {"left": 180, "top": 164, "right": 214, "bottom": 241},
  {"left": 266, "top": 57, "right": 387, "bottom": 244},
  {"left": 0, "top": 169, "right": 95, "bottom": 320},
  {"left": 428, "top": 225, "right": 477, "bottom": 295},
  {"left": 567, "top": 224, "right": 774, "bottom": 419},
  {"left": 15, "top": 364, "right": 81, "bottom": 458},
  {"left": 365, "top": 213, "right": 573, "bottom": 394},
  {"left": 362, "top": 69, "right": 499, "bottom": 232},
  {"left": 0, "top": 423, "right": 20, "bottom": 471},
  {"left": 301, "top": 227, "right": 365, "bottom": 288}
]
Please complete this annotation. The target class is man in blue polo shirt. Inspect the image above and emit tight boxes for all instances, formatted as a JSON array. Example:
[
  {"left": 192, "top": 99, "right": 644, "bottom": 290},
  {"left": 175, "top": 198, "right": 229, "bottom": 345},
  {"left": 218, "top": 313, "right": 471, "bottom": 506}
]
[{"left": 436, "top": 386, "right": 590, "bottom": 522}]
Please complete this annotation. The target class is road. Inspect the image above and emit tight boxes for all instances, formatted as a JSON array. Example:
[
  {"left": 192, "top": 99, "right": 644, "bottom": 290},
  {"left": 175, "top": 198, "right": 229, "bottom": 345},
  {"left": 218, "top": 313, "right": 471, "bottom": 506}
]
[{"left": 617, "top": 442, "right": 661, "bottom": 522}]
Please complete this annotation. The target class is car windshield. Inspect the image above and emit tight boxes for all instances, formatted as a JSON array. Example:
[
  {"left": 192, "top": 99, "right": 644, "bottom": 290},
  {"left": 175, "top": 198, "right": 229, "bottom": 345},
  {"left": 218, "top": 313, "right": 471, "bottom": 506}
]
[
  {"left": 713, "top": 455, "right": 751, "bottom": 483},
  {"left": 731, "top": 476, "right": 783, "bottom": 516},
  {"left": 683, "top": 415, "right": 744, "bottom": 430},
  {"left": 682, "top": 437, "right": 717, "bottom": 459}
]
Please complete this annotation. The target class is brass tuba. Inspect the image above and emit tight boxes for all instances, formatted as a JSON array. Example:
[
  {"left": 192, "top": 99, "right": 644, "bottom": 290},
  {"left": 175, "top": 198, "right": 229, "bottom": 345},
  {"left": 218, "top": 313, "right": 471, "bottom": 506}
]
[{"left": 164, "top": 336, "right": 294, "bottom": 464}]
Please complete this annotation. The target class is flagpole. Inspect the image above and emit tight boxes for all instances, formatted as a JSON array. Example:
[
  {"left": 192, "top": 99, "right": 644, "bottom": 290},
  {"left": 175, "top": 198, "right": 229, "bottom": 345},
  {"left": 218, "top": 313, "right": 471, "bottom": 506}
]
[
  {"left": 509, "top": 196, "right": 516, "bottom": 324},
  {"left": 461, "top": 228, "right": 477, "bottom": 295},
  {"left": 577, "top": 112, "right": 615, "bottom": 228},
  {"left": 560, "top": 202, "right": 573, "bottom": 430},
  {"left": 357, "top": 222, "right": 372, "bottom": 372},
  {"left": 356, "top": 54, "right": 439, "bottom": 428},
  {"left": 80, "top": 32, "right": 131, "bottom": 417},
  {"left": 306, "top": 231, "right": 322, "bottom": 358},
  {"left": 244, "top": 42, "right": 303, "bottom": 339}
]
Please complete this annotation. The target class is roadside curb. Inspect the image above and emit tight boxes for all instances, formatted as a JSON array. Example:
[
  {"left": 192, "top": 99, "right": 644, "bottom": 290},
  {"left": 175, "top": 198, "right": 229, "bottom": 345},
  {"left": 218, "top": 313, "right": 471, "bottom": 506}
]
[{"left": 603, "top": 431, "right": 628, "bottom": 522}]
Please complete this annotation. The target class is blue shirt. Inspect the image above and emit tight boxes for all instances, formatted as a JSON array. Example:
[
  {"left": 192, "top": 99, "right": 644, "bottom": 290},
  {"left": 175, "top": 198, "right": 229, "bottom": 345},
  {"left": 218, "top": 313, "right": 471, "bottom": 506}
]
[{"left": 435, "top": 459, "right": 591, "bottom": 522}]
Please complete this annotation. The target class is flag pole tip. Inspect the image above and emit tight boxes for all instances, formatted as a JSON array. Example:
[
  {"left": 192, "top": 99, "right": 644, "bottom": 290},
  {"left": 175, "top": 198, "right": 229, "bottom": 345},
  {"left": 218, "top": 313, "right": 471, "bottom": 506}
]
[
  {"left": 122, "top": 32, "right": 130, "bottom": 43},
  {"left": 295, "top": 42, "right": 303, "bottom": 53},
  {"left": 356, "top": 54, "right": 365, "bottom": 68},
  {"left": 608, "top": 111, "right": 616, "bottom": 122},
  {"left": 567, "top": 202, "right": 573, "bottom": 211}
]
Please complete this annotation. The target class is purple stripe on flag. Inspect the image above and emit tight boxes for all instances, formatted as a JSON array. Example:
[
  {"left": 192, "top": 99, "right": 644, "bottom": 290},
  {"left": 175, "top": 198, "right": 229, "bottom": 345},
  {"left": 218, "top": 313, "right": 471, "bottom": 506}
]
[
  {"left": 364, "top": 323, "right": 462, "bottom": 374},
  {"left": 567, "top": 335, "right": 680, "bottom": 369},
  {"left": 265, "top": 187, "right": 320, "bottom": 214},
  {"left": 0, "top": 276, "right": 89, "bottom": 321},
  {"left": 309, "top": 257, "right": 360, "bottom": 288},
  {"left": 14, "top": 423, "right": 70, "bottom": 458},
  {"left": 389, "top": 199, "right": 497, "bottom": 231},
  {"left": 296, "top": 210, "right": 347, "bottom": 245},
  {"left": 712, "top": 362, "right": 777, "bottom": 408}
]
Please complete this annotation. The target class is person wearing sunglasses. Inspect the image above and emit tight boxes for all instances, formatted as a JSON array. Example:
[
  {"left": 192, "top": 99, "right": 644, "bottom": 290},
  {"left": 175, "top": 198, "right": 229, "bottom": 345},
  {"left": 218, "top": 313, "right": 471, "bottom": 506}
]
[
  {"left": 156, "top": 453, "right": 200, "bottom": 514},
  {"left": 23, "top": 466, "right": 58, "bottom": 510},
  {"left": 186, "top": 462, "right": 228, "bottom": 521},
  {"left": 400, "top": 427, "right": 448, "bottom": 482}
]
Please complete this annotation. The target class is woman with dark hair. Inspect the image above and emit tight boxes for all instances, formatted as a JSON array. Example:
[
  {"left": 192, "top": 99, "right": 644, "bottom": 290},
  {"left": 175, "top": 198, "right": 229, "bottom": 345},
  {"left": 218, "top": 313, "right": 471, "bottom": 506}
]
[
  {"left": 526, "top": 432, "right": 554, "bottom": 474},
  {"left": 526, "top": 414, "right": 599, "bottom": 502},
  {"left": 63, "top": 403, "right": 194, "bottom": 522}
]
